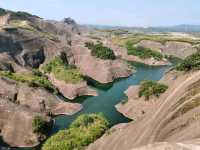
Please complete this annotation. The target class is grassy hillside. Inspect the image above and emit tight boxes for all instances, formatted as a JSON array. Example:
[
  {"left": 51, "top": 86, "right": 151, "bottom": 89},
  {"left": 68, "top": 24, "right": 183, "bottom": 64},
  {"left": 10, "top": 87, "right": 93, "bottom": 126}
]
[
  {"left": 0, "top": 70, "right": 57, "bottom": 93},
  {"left": 42, "top": 57, "right": 83, "bottom": 84},
  {"left": 126, "top": 41, "right": 163, "bottom": 60}
]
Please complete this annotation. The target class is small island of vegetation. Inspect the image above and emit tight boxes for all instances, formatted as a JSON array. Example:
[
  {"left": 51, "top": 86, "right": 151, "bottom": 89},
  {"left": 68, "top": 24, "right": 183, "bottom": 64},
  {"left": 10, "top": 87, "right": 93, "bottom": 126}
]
[
  {"left": 42, "top": 113, "right": 110, "bottom": 150},
  {"left": 139, "top": 80, "right": 168, "bottom": 100},
  {"left": 85, "top": 42, "right": 116, "bottom": 60}
]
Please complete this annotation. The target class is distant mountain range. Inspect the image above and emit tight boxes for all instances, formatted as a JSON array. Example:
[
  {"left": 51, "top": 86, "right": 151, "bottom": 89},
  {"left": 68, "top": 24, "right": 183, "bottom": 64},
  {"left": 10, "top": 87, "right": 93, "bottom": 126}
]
[
  {"left": 145, "top": 25, "right": 200, "bottom": 32},
  {"left": 82, "top": 24, "right": 200, "bottom": 33}
]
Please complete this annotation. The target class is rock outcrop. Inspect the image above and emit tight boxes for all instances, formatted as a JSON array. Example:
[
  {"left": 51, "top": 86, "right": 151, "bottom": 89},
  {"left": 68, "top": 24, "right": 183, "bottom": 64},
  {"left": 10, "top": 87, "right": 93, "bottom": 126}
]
[
  {"left": 87, "top": 70, "right": 200, "bottom": 150},
  {"left": 137, "top": 40, "right": 198, "bottom": 59},
  {"left": 0, "top": 76, "right": 82, "bottom": 147},
  {"left": 48, "top": 73, "right": 97, "bottom": 100},
  {"left": 136, "top": 40, "right": 163, "bottom": 52},
  {"left": 71, "top": 35, "right": 133, "bottom": 84},
  {"left": 103, "top": 39, "right": 170, "bottom": 66},
  {"left": 17, "top": 84, "right": 82, "bottom": 115},
  {"left": 0, "top": 99, "right": 48, "bottom": 147},
  {"left": 164, "top": 41, "right": 198, "bottom": 59}
]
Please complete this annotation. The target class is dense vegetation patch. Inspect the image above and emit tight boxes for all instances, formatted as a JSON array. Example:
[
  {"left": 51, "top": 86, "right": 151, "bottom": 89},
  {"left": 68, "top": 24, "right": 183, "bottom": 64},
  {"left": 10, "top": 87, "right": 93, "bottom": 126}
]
[
  {"left": 32, "top": 116, "right": 52, "bottom": 135},
  {"left": 126, "top": 41, "right": 163, "bottom": 60},
  {"left": 0, "top": 8, "right": 7, "bottom": 16},
  {"left": 176, "top": 52, "right": 200, "bottom": 71},
  {"left": 42, "top": 57, "right": 83, "bottom": 84},
  {"left": 0, "top": 8, "right": 39, "bottom": 19},
  {"left": 139, "top": 80, "right": 168, "bottom": 100},
  {"left": 42, "top": 113, "right": 110, "bottom": 150},
  {"left": 85, "top": 42, "right": 116, "bottom": 60},
  {"left": 10, "top": 11, "right": 39, "bottom": 20},
  {"left": 0, "top": 71, "right": 57, "bottom": 93}
]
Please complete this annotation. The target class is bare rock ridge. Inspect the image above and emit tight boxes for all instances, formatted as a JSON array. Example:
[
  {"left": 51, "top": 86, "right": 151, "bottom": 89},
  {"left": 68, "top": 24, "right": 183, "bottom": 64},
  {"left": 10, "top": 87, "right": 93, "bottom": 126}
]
[{"left": 87, "top": 70, "right": 200, "bottom": 150}]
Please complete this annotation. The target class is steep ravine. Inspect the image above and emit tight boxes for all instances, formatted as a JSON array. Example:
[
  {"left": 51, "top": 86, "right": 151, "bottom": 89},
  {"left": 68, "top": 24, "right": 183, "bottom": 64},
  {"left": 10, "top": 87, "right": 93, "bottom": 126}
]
[{"left": 6, "top": 63, "right": 172, "bottom": 150}]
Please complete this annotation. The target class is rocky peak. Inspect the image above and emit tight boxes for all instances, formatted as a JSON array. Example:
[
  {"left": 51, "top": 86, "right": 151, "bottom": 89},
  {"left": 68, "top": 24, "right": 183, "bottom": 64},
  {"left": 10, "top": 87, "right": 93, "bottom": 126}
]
[
  {"left": 61, "top": 17, "right": 81, "bottom": 35},
  {"left": 62, "top": 17, "right": 77, "bottom": 25}
]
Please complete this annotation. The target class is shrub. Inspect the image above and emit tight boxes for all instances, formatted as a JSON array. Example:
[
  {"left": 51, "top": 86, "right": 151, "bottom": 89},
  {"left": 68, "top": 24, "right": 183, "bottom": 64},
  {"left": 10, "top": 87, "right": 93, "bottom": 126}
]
[
  {"left": 85, "top": 42, "right": 116, "bottom": 60},
  {"left": 32, "top": 69, "right": 43, "bottom": 76},
  {"left": 176, "top": 52, "right": 200, "bottom": 71},
  {"left": 0, "top": 71, "right": 57, "bottom": 93},
  {"left": 139, "top": 80, "right": 168, "bottom": 100},
  {"left": 42, "top": 113, "right": 110, "bottom": 150},
  {"left": 32, "top": 116, "right": 52, "bottom": 135},
  {"left": 126, "top": 41, "right": 163, "bottom": 60},
  {"left": 42, "top": 57, "right": 83, "bottom": 84}
]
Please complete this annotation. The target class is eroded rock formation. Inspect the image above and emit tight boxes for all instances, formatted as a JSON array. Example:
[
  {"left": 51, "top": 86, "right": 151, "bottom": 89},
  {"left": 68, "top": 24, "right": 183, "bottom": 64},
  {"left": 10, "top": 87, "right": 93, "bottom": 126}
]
[{"left": 0, "top": 77, "right": 82, "bottom": 147}]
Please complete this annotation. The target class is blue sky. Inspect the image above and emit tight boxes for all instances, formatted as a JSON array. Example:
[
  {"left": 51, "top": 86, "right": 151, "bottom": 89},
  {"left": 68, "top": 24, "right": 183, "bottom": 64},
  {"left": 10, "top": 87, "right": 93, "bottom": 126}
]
[{"left": 0, "top": 0, "right": 200, "bottom": 27}]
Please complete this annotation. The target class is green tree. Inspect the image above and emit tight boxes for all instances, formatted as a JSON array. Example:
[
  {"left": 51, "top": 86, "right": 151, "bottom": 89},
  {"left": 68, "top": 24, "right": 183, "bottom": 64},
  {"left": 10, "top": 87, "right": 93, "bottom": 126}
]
[
  {"left": 32, "top": 116, "right": 52, "bottom": 135},
  {"left": 139, "top": 80, "right": 168, "bottom": 100}
]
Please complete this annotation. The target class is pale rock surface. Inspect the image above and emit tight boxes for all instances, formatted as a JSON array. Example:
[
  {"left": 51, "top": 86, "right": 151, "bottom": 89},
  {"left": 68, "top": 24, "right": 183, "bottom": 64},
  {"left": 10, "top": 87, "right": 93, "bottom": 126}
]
[
  {"left": 48, "top": 73, "right": 97, "bottom": 100},
  {"left": 0, "top": 99, "right": 50, "bottom": 147}
]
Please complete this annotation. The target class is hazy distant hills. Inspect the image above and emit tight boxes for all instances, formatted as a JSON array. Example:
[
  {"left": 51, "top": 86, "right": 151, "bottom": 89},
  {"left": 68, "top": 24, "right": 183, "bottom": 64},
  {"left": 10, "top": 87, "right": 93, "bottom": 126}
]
[
  {"left": 82, "top": 24, "right": 200, "bottom": 33},
  {"left": 146, "top": 25, "right": 200, "bottom": 32}
]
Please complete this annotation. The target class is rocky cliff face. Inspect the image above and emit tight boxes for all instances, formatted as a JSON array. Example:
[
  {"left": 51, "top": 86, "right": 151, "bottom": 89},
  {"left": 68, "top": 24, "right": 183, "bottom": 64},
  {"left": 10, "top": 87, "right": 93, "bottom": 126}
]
[
  {"left": 0, "top": 10, "right": 84, "bottom": 147},
  {"left": 0, "top": 77, "right": 82, "bottom": 147},
  {"left": 87, "top": 70, "right": 200, "bottom": 150}
]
